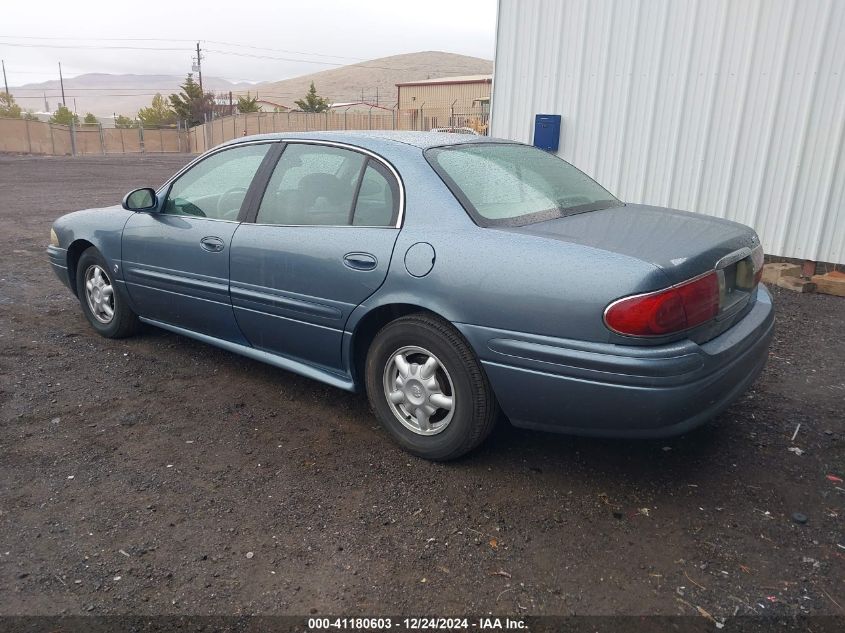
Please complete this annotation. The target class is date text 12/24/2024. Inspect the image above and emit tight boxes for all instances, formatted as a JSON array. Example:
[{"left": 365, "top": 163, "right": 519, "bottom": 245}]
[{"left": 307, "top": 617, "right": 528, "bottom": 630}]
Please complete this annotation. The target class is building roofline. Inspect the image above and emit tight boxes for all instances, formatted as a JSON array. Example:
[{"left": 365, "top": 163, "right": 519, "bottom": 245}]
[
  {"left": 254, "top": 98, "right": 289, "bottom": 108},
  {"left": 396, "top": 76, "right": 493, "bottom": 88},
  {"left": 327, "top": 101, "right": 393, "bottom": 111}
]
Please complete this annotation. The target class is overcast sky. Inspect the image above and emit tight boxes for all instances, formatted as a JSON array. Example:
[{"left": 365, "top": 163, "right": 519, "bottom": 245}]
[{"left": 1, "top": 0, "right": 496, "bottom": 86}]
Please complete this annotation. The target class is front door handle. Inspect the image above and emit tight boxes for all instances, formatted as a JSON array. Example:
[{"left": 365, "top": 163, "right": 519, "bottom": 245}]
[
  {"left": 200, "top": 236, "right": 225, "bottom": 253},
  {"left": 343, "top": 252, "right": 378, "bottom": 271}
]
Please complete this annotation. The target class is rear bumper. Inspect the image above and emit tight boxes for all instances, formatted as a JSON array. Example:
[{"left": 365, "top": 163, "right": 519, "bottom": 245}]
[{"left": 456, "top": 285, "right": 774, "bottom": 438}]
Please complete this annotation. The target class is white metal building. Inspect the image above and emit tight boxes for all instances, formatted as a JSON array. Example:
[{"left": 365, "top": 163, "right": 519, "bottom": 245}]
[{"left": 491, "top": 0, "right": 845, "bottom": 264}]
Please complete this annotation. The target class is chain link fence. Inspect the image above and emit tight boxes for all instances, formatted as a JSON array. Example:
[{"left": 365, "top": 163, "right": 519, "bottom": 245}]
[
  {"left": 0, "top": 117, "right": 189, "bottom": 155},
  {"left": 189, "top": 107, "right": 489, "bottom": 153},
  {"left": 1, "top": 106, "right": 489, "bottom": 156}
]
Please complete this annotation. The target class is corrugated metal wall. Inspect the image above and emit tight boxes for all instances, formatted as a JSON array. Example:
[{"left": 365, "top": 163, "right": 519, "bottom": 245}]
[{"left": 491, "top": 0, "right": 845, "bottom": 264}]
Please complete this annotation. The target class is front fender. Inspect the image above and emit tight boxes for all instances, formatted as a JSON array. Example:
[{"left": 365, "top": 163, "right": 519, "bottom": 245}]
[{"left": 50, "top": 205, "right": 134, "bottom": 292}]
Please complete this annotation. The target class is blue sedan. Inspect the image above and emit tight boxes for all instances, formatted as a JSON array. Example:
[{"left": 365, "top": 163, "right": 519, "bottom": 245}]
[{"left": 48, "top": 132, "right": 773, "bottom": 460}]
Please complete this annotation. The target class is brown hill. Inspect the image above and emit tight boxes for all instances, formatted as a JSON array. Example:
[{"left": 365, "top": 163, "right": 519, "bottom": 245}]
[
  {"left": 248, "top": 51, "right": 493, "bottom": 107},
  {"left": 7, "top": 52, "right": 493, "bottom": 118}
]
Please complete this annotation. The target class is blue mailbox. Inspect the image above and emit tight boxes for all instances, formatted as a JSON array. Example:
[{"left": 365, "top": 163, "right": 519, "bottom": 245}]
[{"left": 533, "top": 114, "right": 561, "bottom": 152}]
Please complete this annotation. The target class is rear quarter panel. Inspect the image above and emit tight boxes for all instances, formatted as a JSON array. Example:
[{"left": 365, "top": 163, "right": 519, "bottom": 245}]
[{"left": 349, "top": 152, "right": 670, "bottom": 344}]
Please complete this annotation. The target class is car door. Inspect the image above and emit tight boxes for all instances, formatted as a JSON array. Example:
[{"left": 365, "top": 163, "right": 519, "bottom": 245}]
[
  {"left": 229, "top": 141, "right": 402, "bottom": 371},
  {"left": 121, "top": 142, "right": 276, "bottom": 342}
]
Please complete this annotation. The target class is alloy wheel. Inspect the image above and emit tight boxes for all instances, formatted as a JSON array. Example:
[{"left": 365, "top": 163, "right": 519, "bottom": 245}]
[
  {"left": 84, "top": 264, "right": 115, "bottom": 324},
  {"left": 382, "top": 345, "right": 455, "bottom": 436}
]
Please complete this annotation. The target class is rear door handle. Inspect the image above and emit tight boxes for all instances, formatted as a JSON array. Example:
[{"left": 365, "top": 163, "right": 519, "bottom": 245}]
[
  {"left": 200, "top": 236, "right": 225, "bottom": 252},
  {"left": 343, "top": 252, "right": 378, "bottom": 271}
]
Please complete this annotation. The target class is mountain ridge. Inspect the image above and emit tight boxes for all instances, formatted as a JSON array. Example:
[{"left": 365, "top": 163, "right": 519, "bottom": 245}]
[
  {"left": 8, "top": 51, "right": 493, "bottom": 117},
  {"left": 249, "top": 51, "right": 493, "bottom": 108}
]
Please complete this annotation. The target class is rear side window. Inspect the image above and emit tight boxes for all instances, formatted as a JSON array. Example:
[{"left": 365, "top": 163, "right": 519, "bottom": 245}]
[
  {"left": 255, "top": 144, "right": 398, "bottom": 227},
  {"left": 352, "top": 162, "right": 399, "bottom": 226},
  {"left": 426, "top": 143, "right": 621, "bottom": 227},
  {"left": 257, "top": 144, "right": 364, "bottom": 226}
]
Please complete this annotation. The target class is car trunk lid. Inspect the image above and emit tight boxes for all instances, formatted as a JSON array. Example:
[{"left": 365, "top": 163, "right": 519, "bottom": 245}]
[
  {"left": 497, "top": 203, "right": 759, "bottom": 283},
  {"left": 495, "top": 203, "right": 764, "bottom": 340}
]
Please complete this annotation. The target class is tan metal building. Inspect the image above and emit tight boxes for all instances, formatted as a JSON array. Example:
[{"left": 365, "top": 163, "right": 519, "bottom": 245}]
[
  {"left": 396, "top": 75, "right": 492, "bottom": 132},
  {"left": 397, "top": 75, "right": 492, "bottom": 110}
]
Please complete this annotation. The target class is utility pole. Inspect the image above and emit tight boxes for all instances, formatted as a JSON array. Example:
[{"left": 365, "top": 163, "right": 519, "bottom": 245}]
[
  {"left": 195, "top": 42, "right": 203, "bottom": 93},
  {"left": 1, "top": 60, "right": 8, "bottom": 95},
  {"left": 229, "top": 90, "right": 233, "bottom": 116},
  {"left": 58, "top": 62, "right": 66, "bottom": 107}
]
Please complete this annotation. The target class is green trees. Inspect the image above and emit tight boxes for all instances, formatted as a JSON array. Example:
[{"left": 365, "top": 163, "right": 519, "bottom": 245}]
[
  {"left": 83, "top": 112, "right": 98, "bottom": 124},
  {"left": 49, "top": 105, "right": 79, "bottom": 126},
  {"left": 114, "top": 115, "right": 137, "bottom": 129},
  {"left": 294, "top": 82, "right": 330, "bottom": 113},
  {"left": 237, "top": 93, "right": 260, "bottom": 113},
  {"left": 138, "top": 93, "right": 177, "bottom": 127},
  {"left": 0, "top": 92, "right": 22, "bottom": 118},
  {"left": 169, "top": 74, "right": 213, "bottom": 126}
]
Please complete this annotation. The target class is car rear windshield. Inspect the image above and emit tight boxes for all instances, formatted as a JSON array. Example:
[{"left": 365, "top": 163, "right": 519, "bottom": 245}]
[{"left": 425, "top": 143, "right": 622, "bottom": 226}]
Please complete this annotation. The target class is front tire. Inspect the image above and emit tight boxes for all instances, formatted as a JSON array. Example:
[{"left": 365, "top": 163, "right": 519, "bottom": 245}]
[
  {"left": 75, "top": 247, "right": 138, "bottom": 338},
  {"left": 365, "top": 313, "right": 498, "bottom": 460}
]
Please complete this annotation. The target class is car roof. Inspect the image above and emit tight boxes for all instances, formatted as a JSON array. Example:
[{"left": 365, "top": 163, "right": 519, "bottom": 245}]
[{"left": 218, "top": 130, "right": 516, "bottom": 153}]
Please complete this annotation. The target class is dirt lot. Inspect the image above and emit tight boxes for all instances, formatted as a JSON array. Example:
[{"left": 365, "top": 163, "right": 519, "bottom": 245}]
[{"left": 0, "top": 154, "right": 843, "bottom": 619}]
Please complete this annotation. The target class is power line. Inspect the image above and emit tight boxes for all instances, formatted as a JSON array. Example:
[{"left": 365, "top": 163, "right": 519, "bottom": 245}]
[
  {"left": 0, "top": 35, "right": 373, "bottom": 62},
  {"left": 0, "top": 42, "right": 189, "bottom": 51},
  {"left": 204, "top": 48, "right": 467, "bottom": 73},
  {"left": 0, "top": 41, "right": 400, "bottom": 71},
  {"left": 1, "top": 69, "right": 86, "bottom": 75},
  {"left": 202, "top": 39, "right": 367, "bottom": 62},
  {"left": 1, "top": 34, "right": 489, "bottom": 109},
  {"left": 0, "top": 38, "right": 489, "bottom": 75},
  {"left": 0, "top": 34, "right": 196, "bottom": 42}
]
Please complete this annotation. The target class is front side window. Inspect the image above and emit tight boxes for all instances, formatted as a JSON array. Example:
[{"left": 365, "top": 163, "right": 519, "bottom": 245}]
[
  {"left": 425, "top": 143, "right": 621, "bottom": 227},
  {"left": 163, "top": 144, "right": 271, "bottom": 220},
  {"left": 256, "top": 144, "right": 398, "bottom": 227}
]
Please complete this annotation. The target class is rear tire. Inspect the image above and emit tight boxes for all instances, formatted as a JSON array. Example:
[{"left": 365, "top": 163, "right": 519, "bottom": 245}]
[
  {"left": 365, "top": 313, "right": 498, "bottom": 460},
  {"left": 75, "top": 247, "right": 139, "bottom": 339}
]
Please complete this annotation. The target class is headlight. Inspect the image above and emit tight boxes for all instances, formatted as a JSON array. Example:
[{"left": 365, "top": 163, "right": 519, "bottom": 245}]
[{"left": 50, "top": 228, "right": 59, "bottom": 246}]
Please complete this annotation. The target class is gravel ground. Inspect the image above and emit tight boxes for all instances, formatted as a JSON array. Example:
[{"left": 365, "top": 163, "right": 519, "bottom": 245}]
[{"left": 0, "top": 154, "right": 843, "bottom": 618}]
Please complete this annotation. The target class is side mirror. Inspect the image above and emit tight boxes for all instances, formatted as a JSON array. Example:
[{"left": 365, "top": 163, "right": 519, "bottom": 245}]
[{"left": 122, "top": 187, "right": 158, "bottom": 212}]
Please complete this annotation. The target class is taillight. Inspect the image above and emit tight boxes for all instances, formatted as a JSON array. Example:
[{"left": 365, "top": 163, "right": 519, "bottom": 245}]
[{"left": 605, "top": 272, "right": 720, "bottom": 337}]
